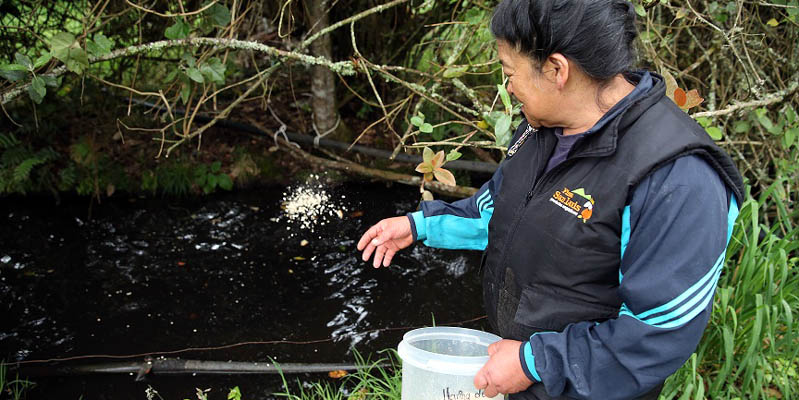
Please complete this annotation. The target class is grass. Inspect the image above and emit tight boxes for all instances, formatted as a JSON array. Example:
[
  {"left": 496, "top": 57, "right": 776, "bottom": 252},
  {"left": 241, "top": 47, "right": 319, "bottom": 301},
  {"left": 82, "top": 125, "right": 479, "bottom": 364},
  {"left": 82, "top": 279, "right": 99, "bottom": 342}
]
[
  {"left": 0, "top": 362, "right": 35, "bottom": 400},
  {"left": 662, "top": 181, "right": 799, "bottom": 399},
  {"left": 273, "top": 351, "right": 401, "bottom": 400}
]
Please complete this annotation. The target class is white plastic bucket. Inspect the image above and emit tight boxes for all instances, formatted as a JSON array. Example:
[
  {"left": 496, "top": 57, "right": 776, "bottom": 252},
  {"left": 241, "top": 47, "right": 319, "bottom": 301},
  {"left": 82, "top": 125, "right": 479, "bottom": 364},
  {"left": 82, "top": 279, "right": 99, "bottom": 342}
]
[{"left": 397, "top": 327, "right": 504, "bottom": 400}]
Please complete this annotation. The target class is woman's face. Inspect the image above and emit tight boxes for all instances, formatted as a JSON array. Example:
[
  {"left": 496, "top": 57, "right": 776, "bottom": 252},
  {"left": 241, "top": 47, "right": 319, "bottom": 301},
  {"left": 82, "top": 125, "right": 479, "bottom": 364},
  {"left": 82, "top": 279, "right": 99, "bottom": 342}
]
[{"left": 496, "top": 40, "right": 559, "bottom": 128}]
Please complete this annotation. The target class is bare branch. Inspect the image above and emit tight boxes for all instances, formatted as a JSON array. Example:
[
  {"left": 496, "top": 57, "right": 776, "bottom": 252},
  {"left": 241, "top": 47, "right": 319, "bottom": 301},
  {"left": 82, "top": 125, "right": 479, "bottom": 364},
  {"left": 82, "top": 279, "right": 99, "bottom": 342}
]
[{"left": 692, "top": 78, "right": 799, "bottom": 119}]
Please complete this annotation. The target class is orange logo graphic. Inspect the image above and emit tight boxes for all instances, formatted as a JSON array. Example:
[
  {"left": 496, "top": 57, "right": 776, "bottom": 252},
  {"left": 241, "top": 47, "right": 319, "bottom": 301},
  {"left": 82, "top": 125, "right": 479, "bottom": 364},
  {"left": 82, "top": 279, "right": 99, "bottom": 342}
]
[{"left": 549, "top": 187, "right": 595, "bottom": 223}]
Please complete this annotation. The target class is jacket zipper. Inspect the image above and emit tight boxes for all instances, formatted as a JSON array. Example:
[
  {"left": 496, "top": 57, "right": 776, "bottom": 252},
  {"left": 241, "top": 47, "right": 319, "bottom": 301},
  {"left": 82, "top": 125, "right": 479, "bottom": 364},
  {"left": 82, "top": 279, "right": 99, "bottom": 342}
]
[{"left": 524, "top": 157, "right": 579, "bottom": 205}]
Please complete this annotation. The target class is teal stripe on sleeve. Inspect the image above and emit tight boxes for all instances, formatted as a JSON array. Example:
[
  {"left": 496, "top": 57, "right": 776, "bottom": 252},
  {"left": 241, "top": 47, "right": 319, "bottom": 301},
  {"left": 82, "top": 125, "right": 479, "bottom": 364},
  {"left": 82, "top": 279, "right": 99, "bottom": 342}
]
[
  {"left": 618, "top": 195, "right": 740, "bottom": 328},
  {"left": 476, "top": 190, "right": 491, "bottom": 211},
  {"left": 619, "top": 205, "right": 631, "bottom": 283},
  {"left": 523, "top": 342, "right": 541, "bottom": 382},
  {"left": 411, "top": 210, "right": 426, "bottom": 241},
  {"left": 655, "top": 269, "right": 723, "bottom": 328},
  {"left": 620, "top": 205, "right": 631, "bottom": 260},
  {"left": 641, "top": 256, "right": 724, "bottom": 325}
]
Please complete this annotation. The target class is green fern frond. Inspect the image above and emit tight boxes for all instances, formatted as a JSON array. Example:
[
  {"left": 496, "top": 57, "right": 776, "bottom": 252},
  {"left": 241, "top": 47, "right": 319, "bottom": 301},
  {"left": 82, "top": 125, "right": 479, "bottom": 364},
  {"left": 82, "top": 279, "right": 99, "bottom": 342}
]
[
  {"left": 0, "top": 133, "right": 20, "bottom": 149},
  {"left": 59, "top": 164, "right": 78, "bottom": 190},
  {"left": 1, "top": 146, "right": 33, "bottom": 167},
  {"left": 38, "top": 147, "right": 59, "bottom": 162},
  {"left": 13, "top": 157, "right": 48, "bottom": 183}
]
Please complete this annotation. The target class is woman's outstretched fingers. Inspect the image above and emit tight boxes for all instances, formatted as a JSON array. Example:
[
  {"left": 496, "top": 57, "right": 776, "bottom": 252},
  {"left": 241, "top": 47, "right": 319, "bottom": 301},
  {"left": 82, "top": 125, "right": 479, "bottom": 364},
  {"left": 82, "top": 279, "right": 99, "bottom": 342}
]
[
  {"left": 372, "top": 244, "right": 387, "bottom": 268},
  {"left": 356, "top": 216, "right": 413, "bottom": 267},
  {"left": 360, "top": 240, "right": 376, "bottom": 262},
  {"left": 357, "top": 224, "right": 378, "bottom": 251},
  {"left": 383, "top": 248, "right": 396, "bottom": 267}
]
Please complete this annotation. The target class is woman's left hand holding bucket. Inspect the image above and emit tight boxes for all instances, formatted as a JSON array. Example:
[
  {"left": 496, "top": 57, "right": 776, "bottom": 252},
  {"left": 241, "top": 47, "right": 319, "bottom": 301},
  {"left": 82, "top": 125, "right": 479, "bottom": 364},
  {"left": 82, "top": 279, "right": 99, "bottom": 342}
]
[{"left": 474, "top": 339, "right": 534, "bottom": 397}]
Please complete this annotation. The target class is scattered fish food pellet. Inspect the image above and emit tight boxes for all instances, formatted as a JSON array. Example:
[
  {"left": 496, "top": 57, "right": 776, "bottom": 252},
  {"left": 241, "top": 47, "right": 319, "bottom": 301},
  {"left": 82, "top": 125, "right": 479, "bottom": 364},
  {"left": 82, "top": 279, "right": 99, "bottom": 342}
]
[{"left": 278, "top": 175, "right": 349, "bottom": 234}]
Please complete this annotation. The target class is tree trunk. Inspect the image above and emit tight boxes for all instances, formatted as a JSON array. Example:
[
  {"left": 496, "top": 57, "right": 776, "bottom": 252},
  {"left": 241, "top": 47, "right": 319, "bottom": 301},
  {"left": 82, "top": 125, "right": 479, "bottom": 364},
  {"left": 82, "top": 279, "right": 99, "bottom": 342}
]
[{"left": 306, "top": 0, "right": 339, "bottom": 137}]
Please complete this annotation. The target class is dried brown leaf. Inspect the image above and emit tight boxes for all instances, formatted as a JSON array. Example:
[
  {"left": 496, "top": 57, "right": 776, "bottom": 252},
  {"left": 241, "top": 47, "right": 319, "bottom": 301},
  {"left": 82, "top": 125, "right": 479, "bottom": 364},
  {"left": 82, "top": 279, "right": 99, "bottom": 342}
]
[
  {"left": 683, "top": 89, "right": 704, "bottom": 109},
  {"left": 673, "top": 87, "right": 687, "bottom": 107}
]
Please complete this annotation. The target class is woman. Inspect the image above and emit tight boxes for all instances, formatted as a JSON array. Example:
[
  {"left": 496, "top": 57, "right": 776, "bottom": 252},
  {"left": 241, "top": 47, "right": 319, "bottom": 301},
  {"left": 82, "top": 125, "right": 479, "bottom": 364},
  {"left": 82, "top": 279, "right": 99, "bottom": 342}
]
[{"left": 357, "top": 0, "right": 743, "bottom": 399}]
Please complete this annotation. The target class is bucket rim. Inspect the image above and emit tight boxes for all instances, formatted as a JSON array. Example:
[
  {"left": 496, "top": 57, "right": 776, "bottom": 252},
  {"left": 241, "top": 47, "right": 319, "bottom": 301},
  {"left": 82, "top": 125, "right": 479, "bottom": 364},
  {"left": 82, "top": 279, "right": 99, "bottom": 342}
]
[{"left": 396, "top": 327, "right": 500, "bottom": 376}]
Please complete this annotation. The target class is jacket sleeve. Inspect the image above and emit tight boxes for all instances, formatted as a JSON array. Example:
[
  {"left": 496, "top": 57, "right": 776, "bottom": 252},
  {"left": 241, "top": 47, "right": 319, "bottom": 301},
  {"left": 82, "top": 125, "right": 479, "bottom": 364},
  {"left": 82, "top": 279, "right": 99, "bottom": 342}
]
[
  {"left": 407, "top": 164, "right": 503, "bottom": 251},
  {"left": 519, "top": 155, "right": 740, "bottom": 399}
]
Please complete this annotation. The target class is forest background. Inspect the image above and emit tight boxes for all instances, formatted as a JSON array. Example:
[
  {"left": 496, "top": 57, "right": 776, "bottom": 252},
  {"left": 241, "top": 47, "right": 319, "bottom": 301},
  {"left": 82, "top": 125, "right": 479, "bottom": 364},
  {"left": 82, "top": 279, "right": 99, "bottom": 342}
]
[{"left": 0, "top": 0, "right": 797, "bottom": 399}]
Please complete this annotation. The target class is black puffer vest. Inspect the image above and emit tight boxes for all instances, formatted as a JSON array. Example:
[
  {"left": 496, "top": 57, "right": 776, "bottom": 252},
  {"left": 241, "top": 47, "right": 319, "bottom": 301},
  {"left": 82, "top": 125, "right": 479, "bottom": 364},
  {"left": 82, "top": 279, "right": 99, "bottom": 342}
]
[{"left": 481, "top": 73, "right": 744, "bottom": 399}]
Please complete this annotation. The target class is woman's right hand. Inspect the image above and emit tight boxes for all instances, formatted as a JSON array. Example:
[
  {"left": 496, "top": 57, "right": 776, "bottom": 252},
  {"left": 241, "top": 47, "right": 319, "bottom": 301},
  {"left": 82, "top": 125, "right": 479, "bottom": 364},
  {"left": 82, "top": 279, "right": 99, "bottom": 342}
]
[{"left": 356, "top": 216, "right": 414, "bottom": 268}]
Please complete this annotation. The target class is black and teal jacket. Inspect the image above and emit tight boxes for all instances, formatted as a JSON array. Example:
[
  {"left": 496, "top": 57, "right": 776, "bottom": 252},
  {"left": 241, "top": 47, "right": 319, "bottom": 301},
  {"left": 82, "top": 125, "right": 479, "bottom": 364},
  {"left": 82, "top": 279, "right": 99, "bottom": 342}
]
[{"left": 407, "top": 72, "right": 744, "bottom": 400}]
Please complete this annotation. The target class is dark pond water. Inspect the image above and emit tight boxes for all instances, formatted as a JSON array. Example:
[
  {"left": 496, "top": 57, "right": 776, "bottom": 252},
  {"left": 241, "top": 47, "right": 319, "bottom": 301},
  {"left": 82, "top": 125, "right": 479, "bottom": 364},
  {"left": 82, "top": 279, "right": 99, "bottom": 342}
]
[{"left": 0, "top": 178, "right": 488, "bottom": 399}]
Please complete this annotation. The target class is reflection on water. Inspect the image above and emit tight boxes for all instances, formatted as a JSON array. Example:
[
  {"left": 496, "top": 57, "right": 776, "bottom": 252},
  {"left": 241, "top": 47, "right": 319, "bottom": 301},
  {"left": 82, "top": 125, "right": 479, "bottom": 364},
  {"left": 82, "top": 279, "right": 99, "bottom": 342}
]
[{"left": 0, "top": 180, "right": 488, "bottom": 398}]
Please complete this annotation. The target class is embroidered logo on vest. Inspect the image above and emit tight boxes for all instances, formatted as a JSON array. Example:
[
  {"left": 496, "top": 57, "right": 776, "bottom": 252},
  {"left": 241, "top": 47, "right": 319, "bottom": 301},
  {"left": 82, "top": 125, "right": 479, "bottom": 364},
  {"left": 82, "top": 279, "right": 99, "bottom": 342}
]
[
  {"left": 549, "top": 187, "right": 595, "bottom": 223},
  {"left": 507, "top": 124, "right": 537, "bottom": 157}
]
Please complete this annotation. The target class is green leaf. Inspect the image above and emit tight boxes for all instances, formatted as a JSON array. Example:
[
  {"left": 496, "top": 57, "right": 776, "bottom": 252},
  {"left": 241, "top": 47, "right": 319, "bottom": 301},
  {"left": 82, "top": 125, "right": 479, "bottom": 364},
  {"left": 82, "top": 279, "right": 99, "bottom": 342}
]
[
  {"left": 14, "top": 53, "right": 32, "bottom": 70},
  {"left": 49, "top": 32, "right": 89, "bottom": 74},
  {"left": 695, "top": 116, "right": 711, "bottom": 128},
  {"left": 165, "top": 69, "right": 179, "bottom": 83},
  {"left": 464, "top": 8, "right": 484, "bottom": 25},
  {"left": 206, "top": 173, "right": 218, "bottom": 189},
  {"left": 41, "top": 75, "right": 59, "bottom": 87},
  {"left": 756, "top": 110, "right": 775, "bottom": 131},
  {"left": 784, "top": 107, "right": 796, "bottom": 124},
  {"left": 706, "top": 126, "right": 723, "bottom": 140},
  {"left": 181, "top": 83, "right": 191, "bottom": 104},
  {"left": 28, "top": 76, "right": 46, "bottom": 104},
  {"left": 210, "top": 161, "right": 221, "bottom": 173},
  {"left": 766, "top": 18, "right": 780, "bottom": 27},
  {"left": 420, "top": 122, "right": 433, "bottom": 133},
  {"left": 431, "top": 127, "right": 444, "bottom": 141},
  {"left": 207, "top": 3, "right": 231, "bottom": 26},
  {"left": 87, "top": 33, "right": 113, "bottom": 56},
  {"left": 217, "top": 174, "right": 233, "bottom": 190},
  {"left": 788, "top": 0, "right": 799, "bottom": 16},
  {"left": 495, "top": 113, "right": 512, "bottom": 142},
  {"left": 733, "top": 121, "right": 750, "bottom": 133},
  {"left": 785, "top": 127, "right": 797, "bottom": 148},
  {"left": 49, "top": 32, "right": 77, "bottom": 61},
  {"left": 0, "top": 63, "right": 28, "bottom": 72},
  {"left": 443, "top": 66, "right": 467, "bottom": 79},
  {"left": 50, "top": 32, "right": 76, "bottom": 50},
  {"left": 410, "top": 115, "right": 424, "bottom": 127},
  {"left": 34, "top": 53, "right": 52, "bottom": 69},
  {"left": 187, "top": 67, "right": 204, "bottom": 83},
  {"left": 200, "top": 57, "right": 225, "bottom": 84},
  {"left": 497, "top": 84, "right": 512, "bottom": 111},
  {"left": 181, "top": 52, "right": 196, "bottom": 68},
  {"left": 634, "top": 3, "right": 646, "bottom": 16},
  {"left": 227, "top": 386, "right": 242, "bottom": 400},
  {"left": 64, "top": 48, "right": 89, "bottom": 74},
  {"left": 0, "top": 66, "right": 26, "bottom": 82},
  {"left": 165, "top": 19, "right": 191, "bottom": 39},
  {"left": 446, "top": 150, "right": 462, "bottom": 161}
]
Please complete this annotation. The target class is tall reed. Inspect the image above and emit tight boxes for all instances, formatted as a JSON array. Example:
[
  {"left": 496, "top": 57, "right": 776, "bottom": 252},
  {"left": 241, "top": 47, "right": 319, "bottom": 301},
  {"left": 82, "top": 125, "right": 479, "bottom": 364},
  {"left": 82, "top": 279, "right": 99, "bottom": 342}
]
[{"left": 662, "top": 181, "right": 799, "bottom": 399}]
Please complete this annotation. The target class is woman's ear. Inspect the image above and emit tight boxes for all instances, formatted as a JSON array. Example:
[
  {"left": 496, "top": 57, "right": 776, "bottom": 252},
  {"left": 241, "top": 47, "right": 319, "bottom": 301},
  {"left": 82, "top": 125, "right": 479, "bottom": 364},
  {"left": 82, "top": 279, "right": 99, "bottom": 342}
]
[{"left": 546, "top": 53, "right": 570, "bottom": 89}]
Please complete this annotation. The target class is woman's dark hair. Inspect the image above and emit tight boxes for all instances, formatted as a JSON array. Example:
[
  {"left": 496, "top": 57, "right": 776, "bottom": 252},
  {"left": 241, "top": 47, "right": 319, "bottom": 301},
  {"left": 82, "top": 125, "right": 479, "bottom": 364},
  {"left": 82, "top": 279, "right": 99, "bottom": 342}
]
[{"left": 490, "top": 0, "right": 638, "bottom": 82}]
